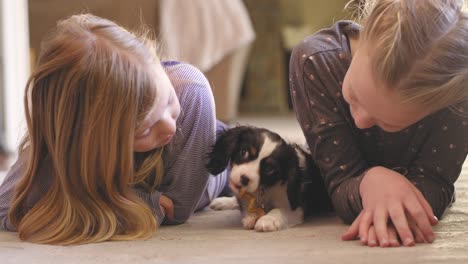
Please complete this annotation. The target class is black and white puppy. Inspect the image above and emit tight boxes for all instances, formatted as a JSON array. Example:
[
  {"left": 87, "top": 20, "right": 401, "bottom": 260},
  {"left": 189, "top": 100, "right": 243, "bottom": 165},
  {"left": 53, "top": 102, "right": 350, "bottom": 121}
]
[{"left": 207, "top": 126, "right": 331, "bottom": 232}]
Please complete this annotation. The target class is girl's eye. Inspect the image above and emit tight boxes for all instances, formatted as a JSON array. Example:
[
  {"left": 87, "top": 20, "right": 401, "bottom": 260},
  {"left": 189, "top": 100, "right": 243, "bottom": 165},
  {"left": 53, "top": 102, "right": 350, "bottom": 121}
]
[
  {"left": 136, "top": 128, "right": 151, "bottom": 139},
  {"left": 239, "top": 148, "right": 249, "bottom": 159}
]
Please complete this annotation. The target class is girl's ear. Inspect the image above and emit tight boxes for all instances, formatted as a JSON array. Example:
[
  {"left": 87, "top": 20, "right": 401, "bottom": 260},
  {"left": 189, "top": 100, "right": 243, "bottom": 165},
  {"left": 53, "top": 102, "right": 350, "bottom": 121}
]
[{"left": 206, "top": 126, "right": 249, "bottom": 175}]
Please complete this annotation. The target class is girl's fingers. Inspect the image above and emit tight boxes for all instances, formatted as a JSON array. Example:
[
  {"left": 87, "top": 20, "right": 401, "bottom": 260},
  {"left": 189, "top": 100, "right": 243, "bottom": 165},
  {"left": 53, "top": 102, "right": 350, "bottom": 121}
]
[
  {"left": 408, "top": 217, "right": 427, "bottom": 244},
  {"left": 388, "top": 204, "right": 415, "bottom": 246},
  {"left": 410, "top": 185, "right": 438, "bottom": 226},
  {"left": 358, "top": 209, "right": 374, "bottom": 245},
  {"left": 367, "top": 226, "right": 378, "bottom": 247},
  {"left": 403, "top": 197, "right": 434, "bottom": 243},
  {"left": 342, "top": 211, "right": 363, "bottom": 241},
  {"left": 412, "top": 225, "right": 426, "bottom": 243},
  {"left": 388, "top": 225, "right": 400, "bottom": 247},
  {"left": 373, "top": 208, "right": 390, "bottom": 247},
  {"left": 160, "top": 195, "right": 175, "bottom": 219}
]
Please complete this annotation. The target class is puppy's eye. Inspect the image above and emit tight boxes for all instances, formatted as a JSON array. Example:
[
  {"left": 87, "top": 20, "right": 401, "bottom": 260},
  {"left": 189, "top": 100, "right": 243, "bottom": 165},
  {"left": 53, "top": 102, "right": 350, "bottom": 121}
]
[
  {"left": 239, "top": 148, "right": 249, "bottom": 159},
  {"left": 263, "top": 164, "right": 276, "bottom": 175}
]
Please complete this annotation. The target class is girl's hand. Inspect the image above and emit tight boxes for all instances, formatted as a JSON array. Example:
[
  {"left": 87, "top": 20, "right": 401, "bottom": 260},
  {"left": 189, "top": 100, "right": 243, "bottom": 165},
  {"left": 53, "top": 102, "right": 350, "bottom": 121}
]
[
  {"left": 160, "top": 195, "right": 174, "bottom": 220},
  {"left": 362, "top": 224, "right": 400, "bottom": 247},
  {"left": 342, "top": 166, "right": 438, "bottom": 247}
]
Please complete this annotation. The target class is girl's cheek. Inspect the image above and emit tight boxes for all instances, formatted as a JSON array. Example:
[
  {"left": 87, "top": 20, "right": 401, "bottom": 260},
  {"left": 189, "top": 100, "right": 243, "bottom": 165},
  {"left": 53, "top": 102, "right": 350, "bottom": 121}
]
[
  {"left": 134, "top": 137, "right": 156, "bottom": 152},
  {"left": 135, "top": 128, "right": 151, "bottom": 139}
]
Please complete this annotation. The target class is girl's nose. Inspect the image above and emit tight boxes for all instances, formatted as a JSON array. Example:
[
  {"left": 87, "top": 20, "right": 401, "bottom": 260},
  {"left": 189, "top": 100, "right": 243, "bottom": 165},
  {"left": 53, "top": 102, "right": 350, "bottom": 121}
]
[
  {"left": 352, "top": 106, "right": 375, "bottom": 129},
  {"left": 159, "top": 114, "right": 177, "bottom": 135}
]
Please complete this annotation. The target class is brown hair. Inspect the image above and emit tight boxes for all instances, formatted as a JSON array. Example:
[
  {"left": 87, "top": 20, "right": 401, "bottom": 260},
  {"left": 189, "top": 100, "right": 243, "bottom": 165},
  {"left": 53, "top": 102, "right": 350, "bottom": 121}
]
[
  {"left": 8, "top": 14, "right": 164, "bottom": 245},
  {"left": 348, "top": 0, "right": 468, "bottom": 112}
]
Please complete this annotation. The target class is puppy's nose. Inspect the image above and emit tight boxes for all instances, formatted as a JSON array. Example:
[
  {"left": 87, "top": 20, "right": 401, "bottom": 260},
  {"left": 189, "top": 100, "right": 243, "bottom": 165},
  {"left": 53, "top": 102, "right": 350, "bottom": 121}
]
[{"left": 240, "top": 175, "right": 250, "bottom": 186}]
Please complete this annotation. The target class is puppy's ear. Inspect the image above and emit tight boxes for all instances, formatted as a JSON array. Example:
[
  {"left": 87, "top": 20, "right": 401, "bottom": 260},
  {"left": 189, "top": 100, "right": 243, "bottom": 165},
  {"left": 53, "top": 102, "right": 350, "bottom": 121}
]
[
  {"left": 206, "top": 126, "right": 248, "bottom": 175},
  {"left": 286, "top": 145, "right": 302, "bottom": 210}
]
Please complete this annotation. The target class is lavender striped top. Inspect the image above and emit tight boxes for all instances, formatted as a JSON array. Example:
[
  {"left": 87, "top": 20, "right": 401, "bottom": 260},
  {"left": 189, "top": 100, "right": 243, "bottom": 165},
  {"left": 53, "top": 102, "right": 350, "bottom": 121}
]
[{"left": 0, "top": 62, "right": 220, "bottom": 230}]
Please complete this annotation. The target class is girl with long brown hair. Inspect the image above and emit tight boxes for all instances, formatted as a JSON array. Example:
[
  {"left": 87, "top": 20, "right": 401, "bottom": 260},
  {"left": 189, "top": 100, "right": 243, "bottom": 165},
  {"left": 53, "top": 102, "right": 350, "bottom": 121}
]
[{"left": 0, "top": 14, "right": 228, "bottom": 245}]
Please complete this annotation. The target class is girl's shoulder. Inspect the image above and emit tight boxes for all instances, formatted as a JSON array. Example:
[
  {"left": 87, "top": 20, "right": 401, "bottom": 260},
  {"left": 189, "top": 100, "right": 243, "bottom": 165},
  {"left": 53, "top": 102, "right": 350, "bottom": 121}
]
[
  {"left": 423, "top": 100, "right": 468, "bottom": 132},
  {"left": 294, "top": 20, "right": 360, "bottom": 59},
  {"left": 163, "top": 61, "right": 212, "bottom": 104},
  {"left": 162, "top": 62, "right": 216, "bottom": 167},
  {"left": 163, "top": 60, "right": 213, "bottom": 105},
  {"left": 162, "top": 61, "right": 210, "bottom": 89},
  {"left": 446, "top": 101, "right": 468, "bottom": 123}
]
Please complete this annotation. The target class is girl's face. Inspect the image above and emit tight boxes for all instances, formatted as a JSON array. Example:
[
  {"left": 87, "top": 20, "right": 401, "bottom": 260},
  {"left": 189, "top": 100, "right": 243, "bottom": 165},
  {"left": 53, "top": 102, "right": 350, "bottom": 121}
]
[
  {"left": 342, "top": 45, "right": 429, "bottom": 132},
  {"left": 134, "top": 64, "right": 181, "bottom": 152}
]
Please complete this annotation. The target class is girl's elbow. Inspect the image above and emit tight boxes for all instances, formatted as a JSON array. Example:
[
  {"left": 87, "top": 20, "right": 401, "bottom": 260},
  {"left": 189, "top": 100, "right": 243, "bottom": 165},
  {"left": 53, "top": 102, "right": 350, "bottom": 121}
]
[{"left": 164, "top": 207, "right": 193, "bottom": 225}]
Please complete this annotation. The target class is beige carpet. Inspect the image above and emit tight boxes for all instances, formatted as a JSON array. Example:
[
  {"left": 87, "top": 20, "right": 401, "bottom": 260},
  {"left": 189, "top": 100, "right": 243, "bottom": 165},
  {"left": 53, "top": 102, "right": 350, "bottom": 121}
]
[{"left": 0, "top": 115, "right": 467, "bottom": 264}]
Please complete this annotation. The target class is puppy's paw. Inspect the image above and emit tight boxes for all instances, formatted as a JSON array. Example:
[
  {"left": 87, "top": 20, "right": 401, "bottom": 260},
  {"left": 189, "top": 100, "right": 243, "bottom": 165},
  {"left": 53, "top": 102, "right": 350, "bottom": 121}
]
[
  {"left": 242, "top": 214, "right": 258, "bottom": 230},
  {"left": 209, "top": 197, "right": 239, "bottom": 211},
  {"left": 254, "top": 215, "right": 285, "bottom": 232}
]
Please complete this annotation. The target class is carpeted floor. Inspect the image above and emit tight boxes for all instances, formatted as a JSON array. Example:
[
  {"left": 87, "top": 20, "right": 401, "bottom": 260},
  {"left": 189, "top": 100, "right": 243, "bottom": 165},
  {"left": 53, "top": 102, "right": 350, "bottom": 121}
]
[{"left": 0, "top": 114, "right": 466, "bottom": 264}]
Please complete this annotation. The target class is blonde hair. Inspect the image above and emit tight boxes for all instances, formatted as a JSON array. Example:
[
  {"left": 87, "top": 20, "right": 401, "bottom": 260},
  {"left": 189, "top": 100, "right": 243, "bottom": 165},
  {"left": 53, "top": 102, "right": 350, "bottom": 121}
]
[
  {"left": 348, "top": 0, "right": 468, "bottom": 112},
  {"left": 8, "top": 14, "right": 166, "bottom": 245}
]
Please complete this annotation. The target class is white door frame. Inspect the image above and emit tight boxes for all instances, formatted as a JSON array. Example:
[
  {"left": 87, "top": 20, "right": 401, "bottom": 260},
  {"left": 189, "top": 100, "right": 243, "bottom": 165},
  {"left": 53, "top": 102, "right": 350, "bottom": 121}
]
[{"left": 1, "top": 0, "right": 29, "bottom": 152}]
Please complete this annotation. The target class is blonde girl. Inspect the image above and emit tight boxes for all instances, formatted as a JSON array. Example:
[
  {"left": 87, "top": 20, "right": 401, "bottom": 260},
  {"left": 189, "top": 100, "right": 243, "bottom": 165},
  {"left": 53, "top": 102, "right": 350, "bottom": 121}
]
[
  {"left": 289, "top": 0, "right": 467, "bottom": 247},
  {"left": 0, "top": 14, "right": 228, "bottom": 245}
]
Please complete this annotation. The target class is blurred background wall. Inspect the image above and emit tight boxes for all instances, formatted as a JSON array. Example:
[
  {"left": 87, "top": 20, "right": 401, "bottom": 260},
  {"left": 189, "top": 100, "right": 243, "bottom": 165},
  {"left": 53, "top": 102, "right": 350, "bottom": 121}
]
[
  {"left": 0, "top": 0, "right": 29, "bottom": 156},
  {"left": 241, "top": 0, "right": 349, "bottom": 114},
  {"left": 0, "top": 0, "right": 354, "bottom": 156}
]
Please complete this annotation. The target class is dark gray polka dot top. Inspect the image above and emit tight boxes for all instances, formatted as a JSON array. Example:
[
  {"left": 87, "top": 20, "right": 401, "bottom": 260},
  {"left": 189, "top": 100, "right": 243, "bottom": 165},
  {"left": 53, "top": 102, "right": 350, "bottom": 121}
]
[{"left": 289, "top": 21, "right": 468, "bottom": 223}]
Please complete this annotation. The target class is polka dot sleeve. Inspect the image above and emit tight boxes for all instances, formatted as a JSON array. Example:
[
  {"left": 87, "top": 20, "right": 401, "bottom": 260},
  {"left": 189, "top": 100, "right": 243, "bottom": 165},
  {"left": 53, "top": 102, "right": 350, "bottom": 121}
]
[{"left": 289, "top": 39, "right": 368, "bottom": 224}]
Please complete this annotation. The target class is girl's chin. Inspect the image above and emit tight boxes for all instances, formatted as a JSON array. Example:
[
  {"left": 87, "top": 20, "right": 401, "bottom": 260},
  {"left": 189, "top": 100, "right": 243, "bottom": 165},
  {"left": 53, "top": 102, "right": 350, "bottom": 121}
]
[{"left": 134, "top": 138, "right": 174, "bottom": 152}]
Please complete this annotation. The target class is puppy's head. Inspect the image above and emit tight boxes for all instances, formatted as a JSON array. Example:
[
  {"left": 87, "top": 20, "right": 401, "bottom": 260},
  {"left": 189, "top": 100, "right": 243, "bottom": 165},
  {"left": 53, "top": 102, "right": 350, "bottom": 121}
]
[{"left": 207, "top": 126, "right": 299, "bottom": 196}]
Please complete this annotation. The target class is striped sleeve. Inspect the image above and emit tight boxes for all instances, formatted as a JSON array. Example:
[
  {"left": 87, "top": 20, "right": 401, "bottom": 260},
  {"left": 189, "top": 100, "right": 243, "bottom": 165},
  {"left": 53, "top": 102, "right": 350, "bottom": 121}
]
[
  {"left": 0, "top": 157, "right": 26, "bottom": 231},
  {"left": 132, "top": 188, "right": 165, "bottom": 224},
  {"left": 157, "top": 62, "right": 217, "bottom": 225}
]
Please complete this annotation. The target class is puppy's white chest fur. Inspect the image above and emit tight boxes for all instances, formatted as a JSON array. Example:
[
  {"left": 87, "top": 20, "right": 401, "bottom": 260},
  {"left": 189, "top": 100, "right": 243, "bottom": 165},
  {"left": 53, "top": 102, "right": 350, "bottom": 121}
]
[
  {"left": 255, "top": 183, "right": 304, "bottom": 231},
  {"left": 210, "top": 183, "right": 304, "bottom": 232}
]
